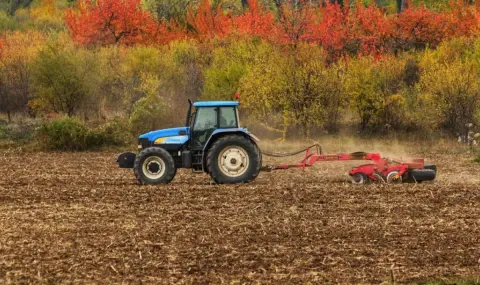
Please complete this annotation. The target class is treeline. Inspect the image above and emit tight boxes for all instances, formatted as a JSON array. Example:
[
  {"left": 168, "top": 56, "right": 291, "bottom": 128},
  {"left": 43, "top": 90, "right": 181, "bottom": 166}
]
[
  {"left": 1, "top": 0, "right": 480, "bottom": 146},
  {"left": 2, "top": 32, "right": 480, "bottom": 139}
]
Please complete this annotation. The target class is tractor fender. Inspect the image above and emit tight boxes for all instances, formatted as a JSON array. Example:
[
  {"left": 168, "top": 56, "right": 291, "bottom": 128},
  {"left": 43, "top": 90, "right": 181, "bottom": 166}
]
[{"left": 202, "top": 128, "right": 260, "bottom": 171}]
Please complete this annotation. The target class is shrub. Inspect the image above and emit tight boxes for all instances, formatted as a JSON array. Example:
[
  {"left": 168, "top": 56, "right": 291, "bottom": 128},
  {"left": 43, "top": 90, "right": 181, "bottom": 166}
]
[
  {"left": 344, "top": 55, "right": 406, "bottom": 132},
  {"left": 38, "top": 117, "right": 134, "bottom": 151},
  {"left": 239, "top": 43, "right": 345, "bottom": 138},
  {"left": 0, "top": 119, "right": 39, "bottom": 141},
  {"left": 420, "top": 54, "right": 480, "bottom": 135},
  {"left": 98, "top": 118, "right": 135, "bottom": 146},
  {"left": 37, "top": 117, "right": 89, "bottom": 150}
]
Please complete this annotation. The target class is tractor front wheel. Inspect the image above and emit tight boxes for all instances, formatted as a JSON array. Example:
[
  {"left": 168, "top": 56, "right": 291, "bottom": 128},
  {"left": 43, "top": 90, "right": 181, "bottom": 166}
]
[
  {"left": 207, "top": 135, "right": 261, "bottom": 184},
  {"left": 134, "top": 147, "right": 176, "bottom": 185}
]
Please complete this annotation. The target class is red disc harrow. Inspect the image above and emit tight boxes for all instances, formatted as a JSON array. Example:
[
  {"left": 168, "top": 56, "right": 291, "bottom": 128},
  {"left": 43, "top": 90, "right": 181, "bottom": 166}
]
[{"left": 261, "top": 144, "right": 436, "bottom": 184}]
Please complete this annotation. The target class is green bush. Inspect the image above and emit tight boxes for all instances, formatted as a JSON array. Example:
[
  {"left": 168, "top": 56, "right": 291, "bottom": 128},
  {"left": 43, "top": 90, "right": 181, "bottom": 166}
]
[
  {"left": 90, "top": 118, "right": 134, "bottom": 147},
  {"left": 38, "top": 117, "right": 89, "bottom": 150},
  {"left": 101, "top": 118, "right": 134, "bottom": 146},
  {"left": 37, "top": 117, "right": 134, "bottom": 151}
]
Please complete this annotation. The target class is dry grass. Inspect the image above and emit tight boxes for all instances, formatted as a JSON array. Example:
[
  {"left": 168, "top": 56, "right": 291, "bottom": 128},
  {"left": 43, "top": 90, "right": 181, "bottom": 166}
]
[{"left": 0, "top": 140, "right": 479, "bottom": 284}]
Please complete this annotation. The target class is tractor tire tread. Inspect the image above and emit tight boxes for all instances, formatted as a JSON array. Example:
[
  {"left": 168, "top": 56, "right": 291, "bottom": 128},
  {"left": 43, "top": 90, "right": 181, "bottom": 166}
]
[
  {"left": 134, "top": 147, "right": 176, "bottom": 185},
  {"left": 206, "top": 135, "right": 261, "bottom": 184}
]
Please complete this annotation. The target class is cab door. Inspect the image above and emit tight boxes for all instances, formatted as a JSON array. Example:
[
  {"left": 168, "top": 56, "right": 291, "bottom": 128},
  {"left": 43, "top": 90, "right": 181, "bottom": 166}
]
[{"left": 190, "top": 107, "right": 218, "bottom": 150}]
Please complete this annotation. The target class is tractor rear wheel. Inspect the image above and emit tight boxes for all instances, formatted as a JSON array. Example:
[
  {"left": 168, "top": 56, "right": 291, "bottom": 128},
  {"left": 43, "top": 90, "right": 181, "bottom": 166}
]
[
  {"left": 134, "top": 147, "right": 176, "bottom": 185},
  {"left": 207, "top": 135, "right": 261, "bottom": 184}
]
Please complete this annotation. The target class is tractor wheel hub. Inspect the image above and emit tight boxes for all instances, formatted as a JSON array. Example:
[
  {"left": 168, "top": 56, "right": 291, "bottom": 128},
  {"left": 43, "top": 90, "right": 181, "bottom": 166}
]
[
  {"left": 142, "top": 156, "right": 166, "bottom": 180},
  {"left": 218, "top": 147, "right": 249, "bottom": 177}
]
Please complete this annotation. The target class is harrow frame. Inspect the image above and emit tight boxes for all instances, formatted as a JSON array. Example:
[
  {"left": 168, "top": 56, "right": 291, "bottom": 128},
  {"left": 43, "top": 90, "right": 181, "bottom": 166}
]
[{"left": 262, "top": 144, "right": 435, "bottom": 184}]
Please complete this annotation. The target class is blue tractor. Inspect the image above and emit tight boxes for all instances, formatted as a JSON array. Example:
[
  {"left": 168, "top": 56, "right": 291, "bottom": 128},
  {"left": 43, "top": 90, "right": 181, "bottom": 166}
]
[{"left": 117, "top": 100, "right": 262, "bottom": 184}]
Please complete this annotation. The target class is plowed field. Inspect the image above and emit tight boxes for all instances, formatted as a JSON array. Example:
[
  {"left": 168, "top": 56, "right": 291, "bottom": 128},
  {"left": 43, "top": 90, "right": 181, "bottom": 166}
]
[{"left": 0, "top": 150, "right": 479, "bottom": 284}]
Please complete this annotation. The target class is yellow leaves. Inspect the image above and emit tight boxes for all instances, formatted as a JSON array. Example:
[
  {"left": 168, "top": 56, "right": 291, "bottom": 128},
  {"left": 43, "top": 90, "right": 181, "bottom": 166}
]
[
  {"left": 419, "top": 44, "right": 480, "bottom": 131},
  {"left": 25, "top": 0, "right": 65, "bottom": 31},
  {"left": 0, "top": 30, "right": 45, "bottom": 64},
  {"left": 239, "top": 42, "right": 344, "bottom": 138},
  {"left": 344, "top": 55, "right": 408, "bottom": 130},
  {"left": 138, "top": 72, "right": 161, "bottom": 98},
  {"left": 30, "top": 0, "right": 58, "bottom": 19}
]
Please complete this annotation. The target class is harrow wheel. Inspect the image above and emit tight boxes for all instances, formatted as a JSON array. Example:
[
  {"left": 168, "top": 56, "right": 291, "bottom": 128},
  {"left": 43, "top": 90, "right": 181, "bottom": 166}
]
[
  {"left": 207, "top": 135, "right": 261, "bottom": 184},
  {"left": 351, "top": 173, "right": 368, "bottom": 185},
  {"left": 386, "top": 171, "right": 403, "bottom": 184}
]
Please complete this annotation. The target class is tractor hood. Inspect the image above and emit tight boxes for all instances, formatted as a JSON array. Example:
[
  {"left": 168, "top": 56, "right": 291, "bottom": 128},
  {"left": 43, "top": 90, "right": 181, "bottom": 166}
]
[{"left": 139, "top": 127, "right": 189, "bottom": 145}]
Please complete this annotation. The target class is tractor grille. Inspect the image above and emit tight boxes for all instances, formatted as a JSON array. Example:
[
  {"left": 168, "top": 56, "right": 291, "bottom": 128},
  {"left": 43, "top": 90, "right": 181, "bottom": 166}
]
[{"left": 138, "top": 138, "right": 150, "bottom": 149}]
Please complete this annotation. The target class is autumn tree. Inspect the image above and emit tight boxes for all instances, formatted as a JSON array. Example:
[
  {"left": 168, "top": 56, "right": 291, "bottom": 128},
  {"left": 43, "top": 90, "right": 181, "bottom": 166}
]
[
  {"left": 392, "top": 6, "right": 447, "bottom": 51},
  {"left": 344, "top": 55, "right": 407, "bottom": 131},
  {"left": 65, "top": 0, "right": 169, "bottom": 45},
  {"left": 29, "top": 0, "right": 65, "bottom": 31},
  {"left": 31, "top": 36, "right": 100, "bottom": 117},
  {"left": 0, "top": 11, "right": 17, "bottom": 31},
  {"left": 0, "top": 31, "right": 44, "bottom": 121},
  {"left": 277, "top": 0, "right": 315, "bottom": 46},
  {"left": 185, "top": 0, "right": 232, "bottom": 40},
  {"left": 240, "top": 43, "right": 344, "bottom": 138},
  {"left": 419, "top": 39, "right": 480, "bottom": 134},
  {"left": 202, "top": 39, "right": 259, "bottom": 101},
  {"left": 233, "top": 0, "right": 277, "bottom": 40}
]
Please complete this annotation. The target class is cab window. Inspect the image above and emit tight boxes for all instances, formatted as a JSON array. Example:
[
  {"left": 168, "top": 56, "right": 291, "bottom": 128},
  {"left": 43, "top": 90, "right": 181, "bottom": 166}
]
[
  {"left": 219, "top": 107, "right": 237, "bottom": 128},
  {"left": 193, "top": 107, "right": 217, "bottom": 131}
]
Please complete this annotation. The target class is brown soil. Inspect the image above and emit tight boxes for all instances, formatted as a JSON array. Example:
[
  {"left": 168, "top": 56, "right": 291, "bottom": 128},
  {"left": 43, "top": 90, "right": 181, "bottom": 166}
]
[{"left": 0, "top": 151, "right": 479, "bottom": 284}]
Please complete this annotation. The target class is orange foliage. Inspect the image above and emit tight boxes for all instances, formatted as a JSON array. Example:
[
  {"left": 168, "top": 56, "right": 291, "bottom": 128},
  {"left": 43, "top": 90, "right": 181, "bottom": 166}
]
[
  {"left": 233, "top": 0, "right": 277, "bottom": 40},
  {"left": 64, "top": 0, "right": 181, "bottom": 45},
  {"left": 185, "top": 0, "right": 232, "bottom": 40},
  {"left": 64, "top": 0, "right": 480, "bottom": 58},
  {"left": 393, "top": 6, "right": 448, "bottom": 50}
]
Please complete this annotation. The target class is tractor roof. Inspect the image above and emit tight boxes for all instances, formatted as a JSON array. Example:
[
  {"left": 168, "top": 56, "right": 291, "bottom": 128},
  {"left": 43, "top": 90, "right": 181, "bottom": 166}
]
[{"left": 193, "top": 101, "right": 239, "bottom": 107}]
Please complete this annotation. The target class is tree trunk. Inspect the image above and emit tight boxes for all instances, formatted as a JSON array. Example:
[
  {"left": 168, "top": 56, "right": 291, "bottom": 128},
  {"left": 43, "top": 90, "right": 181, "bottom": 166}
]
[
  {"left": 7, "top": 111, "right": 11, "bottom": 123},
  {"left": 396, "top": 0, "right": 407, "bottom": 13},
  {"left": 241, "top": 0, "right": 249, "bottom": 9},
  {"left": 303, "top": 121, "right": 310, "bottom": 139}
]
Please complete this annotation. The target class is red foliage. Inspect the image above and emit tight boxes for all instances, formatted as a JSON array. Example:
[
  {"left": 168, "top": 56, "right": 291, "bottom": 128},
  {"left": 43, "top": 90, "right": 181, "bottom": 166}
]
[
  {"left": 392, "top": 6, "right": 448, "bottom": 50},
  {"left": 64, "top": 0, "right": 174, "bottom": 45},
  {"left": 307, "top": 3, "right": 347, "bottom": 53},
  {"left": 64, "top": 0, "right": 480, "bottom": 59},
  {"left": 233, "top": 0, "right": 277, "bottom": 40},
  {"left": 444, "top": 0, "right": 480, "bottom": 38},
  {"left": 307, "top": 2, "right": 391, "bottom": 59},
  {"left": 185, "top": 0, "right": 232, "bottom": 40},
  {"left": 352, "top": 3, "right": 392, "bottom": 57},
  {"left": 276, "top": 1, "right": 316, "bottom": 45}
]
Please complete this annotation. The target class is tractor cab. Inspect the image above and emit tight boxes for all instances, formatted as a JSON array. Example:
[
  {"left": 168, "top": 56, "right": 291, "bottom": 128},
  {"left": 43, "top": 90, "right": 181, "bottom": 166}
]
[
  {"left": 117, "top": 100, "right": 262, "bottom": 185},
  {"left": 187, "top": 101, "right": 240, "bottom": 150}
]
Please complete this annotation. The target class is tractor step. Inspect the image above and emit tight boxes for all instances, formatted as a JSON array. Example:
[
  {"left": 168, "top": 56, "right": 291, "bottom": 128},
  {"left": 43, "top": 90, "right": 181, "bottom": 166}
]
[{"left": 191, "top": 150, "right": 204, "bottom": 172}]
